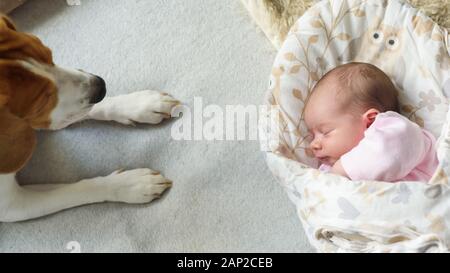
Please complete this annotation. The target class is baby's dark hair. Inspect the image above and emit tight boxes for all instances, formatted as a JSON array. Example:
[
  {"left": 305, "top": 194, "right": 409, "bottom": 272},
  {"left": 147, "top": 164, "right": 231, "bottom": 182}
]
[{"left": 312, "top": 62, "right": 400, "bottom": 114}]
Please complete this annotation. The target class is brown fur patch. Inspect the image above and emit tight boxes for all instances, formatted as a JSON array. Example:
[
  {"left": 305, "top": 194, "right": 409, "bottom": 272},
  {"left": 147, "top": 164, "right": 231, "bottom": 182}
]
[
  {"left": 0, "top": 14, "right": 57, "bottom": 173},
  {"left": 0, "top": 15, "right": 57, "bottom": 129},
  {"left": 0, "top": 60, "right": 57, "bottom": 128},
  {"left": 0, "top": 14, "right": 53, "bottom": 64},
  {"left": 0, "top": 108, "right": 36, "bottom": 173}
]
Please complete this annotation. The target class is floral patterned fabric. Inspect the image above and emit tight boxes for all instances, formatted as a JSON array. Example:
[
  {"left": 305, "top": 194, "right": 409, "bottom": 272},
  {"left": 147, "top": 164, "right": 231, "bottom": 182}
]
[{"left": 261, "top": 0, "right": 450, "bottom": 252}]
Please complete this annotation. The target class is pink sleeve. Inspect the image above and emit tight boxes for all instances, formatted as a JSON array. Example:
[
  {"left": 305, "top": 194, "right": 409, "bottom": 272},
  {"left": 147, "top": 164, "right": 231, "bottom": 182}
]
[{"left": 340, "top": 113, "right": 427, "bottom": 182}]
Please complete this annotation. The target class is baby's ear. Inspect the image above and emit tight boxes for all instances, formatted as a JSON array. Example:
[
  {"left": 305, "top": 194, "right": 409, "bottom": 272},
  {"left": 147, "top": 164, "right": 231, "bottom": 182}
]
[
  {"left": 363, "top": 108, "right": 380, "bottom": 128},
  {"left": 0, "top": 108, "right": 36, "bottom": 174}
]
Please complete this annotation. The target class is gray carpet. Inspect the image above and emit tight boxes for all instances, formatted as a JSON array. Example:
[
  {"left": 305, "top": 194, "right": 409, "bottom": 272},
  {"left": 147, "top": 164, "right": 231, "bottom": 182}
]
[{"left": 0, "top": 0, "right": 313, "bottom": 252}]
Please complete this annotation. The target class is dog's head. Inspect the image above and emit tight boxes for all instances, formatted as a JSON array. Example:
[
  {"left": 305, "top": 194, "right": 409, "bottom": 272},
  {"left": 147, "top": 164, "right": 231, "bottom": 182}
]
[{"left": 0, "top": 15, "right": 106, "bottom": 173}]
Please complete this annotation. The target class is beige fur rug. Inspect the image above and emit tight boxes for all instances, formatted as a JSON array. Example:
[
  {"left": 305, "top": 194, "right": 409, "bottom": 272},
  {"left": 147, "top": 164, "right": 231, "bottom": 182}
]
[{"left": 241, "top": 0, "right": 450, "bottom": 48}]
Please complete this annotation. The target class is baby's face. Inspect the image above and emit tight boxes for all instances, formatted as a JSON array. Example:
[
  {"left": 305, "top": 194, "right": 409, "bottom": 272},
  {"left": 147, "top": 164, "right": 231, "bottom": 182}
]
[{"left": 304, "top": 87, "right": 367, "bottom": 166}]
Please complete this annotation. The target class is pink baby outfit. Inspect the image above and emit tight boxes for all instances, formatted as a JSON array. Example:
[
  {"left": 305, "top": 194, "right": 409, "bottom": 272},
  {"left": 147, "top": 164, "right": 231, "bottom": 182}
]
[{"left": 319, "top": 111, "right": 439, "bottom": 182}]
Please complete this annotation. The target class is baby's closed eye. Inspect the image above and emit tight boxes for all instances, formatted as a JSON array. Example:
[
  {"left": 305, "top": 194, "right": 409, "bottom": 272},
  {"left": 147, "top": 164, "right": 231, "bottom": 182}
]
[
  {"left": 318, "top": 127, "right": 334, "bottom": 135},
  {"left": 306, "top": 129, "right": 333, "bottom": 142}
]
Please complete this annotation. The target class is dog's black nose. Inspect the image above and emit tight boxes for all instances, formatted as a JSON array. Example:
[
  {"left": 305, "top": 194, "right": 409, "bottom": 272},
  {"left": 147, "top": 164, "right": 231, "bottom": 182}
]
[{"left": 90, "top": 76, "right": 107, "bottom": 104}]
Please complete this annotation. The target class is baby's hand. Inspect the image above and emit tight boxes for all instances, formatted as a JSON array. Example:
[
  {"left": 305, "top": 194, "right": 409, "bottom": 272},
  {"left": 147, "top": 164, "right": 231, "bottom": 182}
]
[{"left": 330, "top": 160, "right": 349, "bottom": 179}]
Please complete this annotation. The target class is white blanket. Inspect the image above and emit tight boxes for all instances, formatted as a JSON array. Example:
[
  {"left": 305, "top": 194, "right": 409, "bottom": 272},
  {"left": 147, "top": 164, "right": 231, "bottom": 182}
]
[{"left": 261, "top": 0, "right": 450, "bottom": 252}]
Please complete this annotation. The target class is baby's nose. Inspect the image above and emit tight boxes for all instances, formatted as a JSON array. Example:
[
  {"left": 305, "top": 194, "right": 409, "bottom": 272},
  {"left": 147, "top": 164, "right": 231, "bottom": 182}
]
[{"left": 310, "top": 139, "right": 321, "bottom": 150}]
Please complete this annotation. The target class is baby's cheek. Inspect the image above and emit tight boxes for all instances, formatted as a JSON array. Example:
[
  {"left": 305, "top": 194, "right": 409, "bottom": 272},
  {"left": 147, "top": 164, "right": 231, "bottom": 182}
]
[{"left": 333, "top": 134, "right": 356, "bottom": 156}]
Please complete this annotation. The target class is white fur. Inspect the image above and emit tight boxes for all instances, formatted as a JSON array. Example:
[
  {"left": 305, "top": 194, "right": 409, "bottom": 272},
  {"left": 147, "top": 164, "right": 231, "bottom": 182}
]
[
  {"left": 0, "top": 169, "right": 171, "bottom": 222},
  {"left": 87, "top": 90, "right": 180, "bottom": 125}
]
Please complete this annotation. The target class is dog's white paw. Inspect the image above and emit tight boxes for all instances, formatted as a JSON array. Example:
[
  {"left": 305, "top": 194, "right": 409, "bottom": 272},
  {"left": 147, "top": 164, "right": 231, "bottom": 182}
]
[
  {"left": 113, "top": 90, "right": 180, "bottom": 125},
  {"left": 104, "top": 168, "right": 172, "bottom": 203},
  {"left": 90, "top": 90, "right": 180, "bottom": 125}
]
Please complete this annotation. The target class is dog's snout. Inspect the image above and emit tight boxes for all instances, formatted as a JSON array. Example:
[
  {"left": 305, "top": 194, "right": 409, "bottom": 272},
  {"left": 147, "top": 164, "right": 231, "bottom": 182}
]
[{"left": 89, "top": 76, "right": 107, "bottom": 104}]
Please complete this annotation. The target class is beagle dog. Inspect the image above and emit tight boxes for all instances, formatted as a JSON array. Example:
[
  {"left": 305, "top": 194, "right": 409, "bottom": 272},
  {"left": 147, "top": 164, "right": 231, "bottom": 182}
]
[{"left": 0, "top": 15, "right": 178, "bottom": 222}]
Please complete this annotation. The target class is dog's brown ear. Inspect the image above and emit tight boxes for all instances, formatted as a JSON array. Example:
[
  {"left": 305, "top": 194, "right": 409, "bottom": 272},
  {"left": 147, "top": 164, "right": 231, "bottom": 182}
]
[
  {"left": 0, "top": 60, "right": 58, "bottom": 129},
  {"left": 0, "top": 108, "right": 36, "bottom": 174},
  {"left": 0, "top": 14, "right": 53, "bottom": 65},
  {"left": 0, "top": 14, "right": 17, "bottom": 31}
]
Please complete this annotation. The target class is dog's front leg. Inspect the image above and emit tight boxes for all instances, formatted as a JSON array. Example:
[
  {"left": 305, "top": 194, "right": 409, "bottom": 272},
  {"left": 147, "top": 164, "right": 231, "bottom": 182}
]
[
  {"left": 86, "top": 90, "right": 180, "bottom": 125},
  {"left": 0, "top": 169, "right": 171, "bottom": 222}
]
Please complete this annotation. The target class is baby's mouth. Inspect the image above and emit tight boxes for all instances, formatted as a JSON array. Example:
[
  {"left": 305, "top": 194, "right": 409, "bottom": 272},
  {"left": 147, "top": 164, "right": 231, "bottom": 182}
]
[
  {"left": 318, "top": 157, "right": 329, "bottom": 163},
  {"left": 318, "top": 156, "right": 334, "bottom": 165}
]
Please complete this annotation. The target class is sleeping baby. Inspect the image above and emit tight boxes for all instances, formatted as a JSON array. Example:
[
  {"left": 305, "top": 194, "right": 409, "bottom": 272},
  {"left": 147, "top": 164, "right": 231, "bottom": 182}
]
[{"left": 304, "top": 62, "right": 438, "bottom": 182}]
